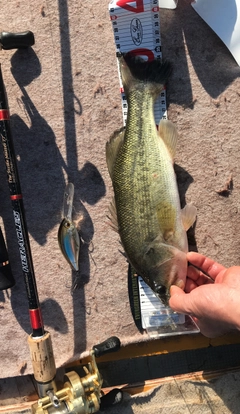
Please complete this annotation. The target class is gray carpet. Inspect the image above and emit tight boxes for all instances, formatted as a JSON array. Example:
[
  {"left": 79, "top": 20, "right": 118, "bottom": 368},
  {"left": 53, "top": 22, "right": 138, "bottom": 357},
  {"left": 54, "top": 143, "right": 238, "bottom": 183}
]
[{"left": 101, "top": 370, "right": 240, "bottom": 414}]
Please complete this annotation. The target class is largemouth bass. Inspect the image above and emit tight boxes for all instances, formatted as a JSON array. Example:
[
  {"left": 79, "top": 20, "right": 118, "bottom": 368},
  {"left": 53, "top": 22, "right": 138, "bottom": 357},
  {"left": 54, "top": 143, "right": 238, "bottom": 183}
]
[{"left": 106, "top": 55, "right": 196, "bottom": 305}]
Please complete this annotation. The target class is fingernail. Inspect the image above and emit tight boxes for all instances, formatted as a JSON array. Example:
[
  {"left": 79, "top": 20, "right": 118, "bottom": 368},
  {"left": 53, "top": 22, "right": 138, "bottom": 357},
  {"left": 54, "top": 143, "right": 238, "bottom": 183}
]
[{"left": 170, "top": 285, "right": 179, "bottom": 296}]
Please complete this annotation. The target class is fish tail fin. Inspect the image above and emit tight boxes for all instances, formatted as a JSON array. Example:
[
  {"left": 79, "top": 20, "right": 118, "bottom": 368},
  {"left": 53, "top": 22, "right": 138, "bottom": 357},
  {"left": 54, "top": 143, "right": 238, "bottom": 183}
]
[{"left": 118, "top": 53, "right": 172, "bottom": 98}]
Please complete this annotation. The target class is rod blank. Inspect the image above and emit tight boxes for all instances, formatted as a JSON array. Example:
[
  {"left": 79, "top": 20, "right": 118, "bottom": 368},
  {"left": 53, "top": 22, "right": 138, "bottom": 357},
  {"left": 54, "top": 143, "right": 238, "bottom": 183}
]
[
  {"left": 0, "top": 225, "right": 14, "bottom": 290},
  {"left": 0, "top": 63, "right": 44, "bottom": 337}
]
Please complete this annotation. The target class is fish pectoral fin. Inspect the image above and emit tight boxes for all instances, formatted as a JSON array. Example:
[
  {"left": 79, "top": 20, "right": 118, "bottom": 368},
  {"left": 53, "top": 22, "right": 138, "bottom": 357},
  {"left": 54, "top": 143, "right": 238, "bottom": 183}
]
[
  {"left": 181, "top": 204, "right": 197, "bottom": 231},
  {"left": 163, "top": 230, "right": 174, "bottom": 241},
  {"left": 158, "top": 119, "right": 178, "bottom": 160},
  {"left": 107, "top": 196, "right": 119, "bottom": 233},
  {"left": 106, "top": 127, "right": 125, "bottom": 178}
]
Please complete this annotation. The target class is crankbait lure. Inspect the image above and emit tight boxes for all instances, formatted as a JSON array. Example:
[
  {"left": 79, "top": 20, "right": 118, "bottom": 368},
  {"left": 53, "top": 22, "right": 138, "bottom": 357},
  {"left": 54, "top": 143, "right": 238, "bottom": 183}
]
[{"left": 58, "top": 183, "right": 80, "bottom": 271}]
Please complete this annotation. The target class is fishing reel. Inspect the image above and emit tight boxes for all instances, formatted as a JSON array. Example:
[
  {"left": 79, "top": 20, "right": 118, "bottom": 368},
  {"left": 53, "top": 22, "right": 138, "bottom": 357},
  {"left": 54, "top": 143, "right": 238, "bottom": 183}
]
[{"left": 31, "top": 336, "right": 122, "bottom": 414}]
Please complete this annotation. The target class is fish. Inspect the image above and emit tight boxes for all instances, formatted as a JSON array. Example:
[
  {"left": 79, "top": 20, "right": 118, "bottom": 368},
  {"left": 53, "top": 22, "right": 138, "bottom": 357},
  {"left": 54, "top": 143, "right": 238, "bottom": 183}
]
[
  {"left": 106, "top": 54, "right": 197, "bottom": 306},
  {"left": 58, "top": 183, "right": 80, "bottom": 271}
]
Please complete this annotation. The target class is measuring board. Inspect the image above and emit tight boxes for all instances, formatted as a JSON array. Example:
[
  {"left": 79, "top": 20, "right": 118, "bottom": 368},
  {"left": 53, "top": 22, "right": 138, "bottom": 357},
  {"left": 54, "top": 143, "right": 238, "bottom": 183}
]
[
  {"left": 109, "top": 0, "right": 199, "bottom": 337},
  {"left": 109, "top": 0, "right": 167, "bottom": 126}
]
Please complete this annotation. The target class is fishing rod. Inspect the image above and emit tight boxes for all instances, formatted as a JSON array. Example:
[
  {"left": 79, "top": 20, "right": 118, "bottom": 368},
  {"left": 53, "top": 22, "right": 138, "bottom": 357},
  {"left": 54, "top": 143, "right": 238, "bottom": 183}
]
[
  {"left": 0, "top": 29, "right": 57, "bottom": 395},
  {"left": 0, "top": 30, "right": 122, "bottom": 413},
  {"left": 0, "top": 32, "right": 33, "bottom": 292}
]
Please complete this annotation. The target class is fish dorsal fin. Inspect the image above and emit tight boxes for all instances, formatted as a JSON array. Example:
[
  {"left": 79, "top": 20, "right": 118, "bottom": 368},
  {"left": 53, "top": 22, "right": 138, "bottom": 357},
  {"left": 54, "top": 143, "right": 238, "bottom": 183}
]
[
  {"left": 107, "top": 196, "right": 119, "bottom": 233},
  {"left": 181, "top": 204, "right": 197, "bottom": 231},
  {"left": 158, "top": 119, "right": 178, "bottom": 159},
  {"left": 106, "top": 127, "right": 125, "bottom": 178}
]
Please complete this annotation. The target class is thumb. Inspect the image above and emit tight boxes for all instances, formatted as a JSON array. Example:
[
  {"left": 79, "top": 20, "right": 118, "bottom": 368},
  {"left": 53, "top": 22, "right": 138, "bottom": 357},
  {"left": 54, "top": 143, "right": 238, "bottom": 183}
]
[{"left": 169, "top": 285, "right": 192, "bottom": 315}]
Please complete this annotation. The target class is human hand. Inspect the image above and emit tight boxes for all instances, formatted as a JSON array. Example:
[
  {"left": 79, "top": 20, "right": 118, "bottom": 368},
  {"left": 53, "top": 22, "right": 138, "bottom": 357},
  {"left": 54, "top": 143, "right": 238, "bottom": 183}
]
[{"left": 169, "top": 252, "right": 240, "bottom": 338}]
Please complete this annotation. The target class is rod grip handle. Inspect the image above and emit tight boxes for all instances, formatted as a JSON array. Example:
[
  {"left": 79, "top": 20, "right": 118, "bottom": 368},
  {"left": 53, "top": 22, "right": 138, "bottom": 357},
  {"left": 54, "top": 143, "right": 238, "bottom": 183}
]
[
  {"left": 0, "top": 226, "right": 15, "bottom": 290},
  {"left": 0, "top": 31, "right": 35, "bottom": 50},
  {"left": 28, "top": 331, "right": 56, "bottom": 383}
]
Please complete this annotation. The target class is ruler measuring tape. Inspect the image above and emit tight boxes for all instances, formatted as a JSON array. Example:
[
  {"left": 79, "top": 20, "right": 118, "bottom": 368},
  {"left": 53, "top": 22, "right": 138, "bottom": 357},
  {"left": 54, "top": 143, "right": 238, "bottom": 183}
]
[
  {"left": 109, "top": 0, "right": 167, "bottom": 126},
  {"left": 109, "top": 0, "right": 199, "bottom": 336}
]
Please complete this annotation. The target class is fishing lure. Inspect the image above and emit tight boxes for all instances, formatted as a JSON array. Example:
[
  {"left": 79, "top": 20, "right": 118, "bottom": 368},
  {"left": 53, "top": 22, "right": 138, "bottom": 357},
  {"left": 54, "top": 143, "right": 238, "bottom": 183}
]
[{"left": 58, "top": 183, "right": 80, "bottom": 271}]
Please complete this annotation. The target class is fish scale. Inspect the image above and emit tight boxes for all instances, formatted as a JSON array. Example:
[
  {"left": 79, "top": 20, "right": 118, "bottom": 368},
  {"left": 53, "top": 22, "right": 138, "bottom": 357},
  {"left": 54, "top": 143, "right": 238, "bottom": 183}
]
[{"left": 114, "top": 94, "right": 175, "bottom": 254}]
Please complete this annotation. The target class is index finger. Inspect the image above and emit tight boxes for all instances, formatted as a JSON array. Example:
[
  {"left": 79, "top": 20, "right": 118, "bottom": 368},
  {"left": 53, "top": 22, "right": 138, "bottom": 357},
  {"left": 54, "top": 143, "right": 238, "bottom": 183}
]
[{"left": 187, "top": 252, "right": 226, "bottom": 280}]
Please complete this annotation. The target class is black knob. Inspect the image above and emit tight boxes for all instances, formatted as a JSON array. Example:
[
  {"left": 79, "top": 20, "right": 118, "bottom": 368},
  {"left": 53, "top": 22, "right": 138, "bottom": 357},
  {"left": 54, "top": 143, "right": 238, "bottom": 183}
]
[
  {"left": 93, "top": 336, "right": 121, "bottom": 357},
  {"left": 0, "top": 31, "right": 35, "bottom": 50}
]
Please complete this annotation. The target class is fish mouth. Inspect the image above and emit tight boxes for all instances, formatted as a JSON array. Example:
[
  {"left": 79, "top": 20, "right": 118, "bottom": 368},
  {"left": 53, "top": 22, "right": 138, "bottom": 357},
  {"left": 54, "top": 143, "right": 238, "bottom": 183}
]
[
  {"left": 142, "top": 251, "right": 187, "bottom": 306},
  {"left": 152, "top": 283, "right": 170, "bottom": 306}
]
